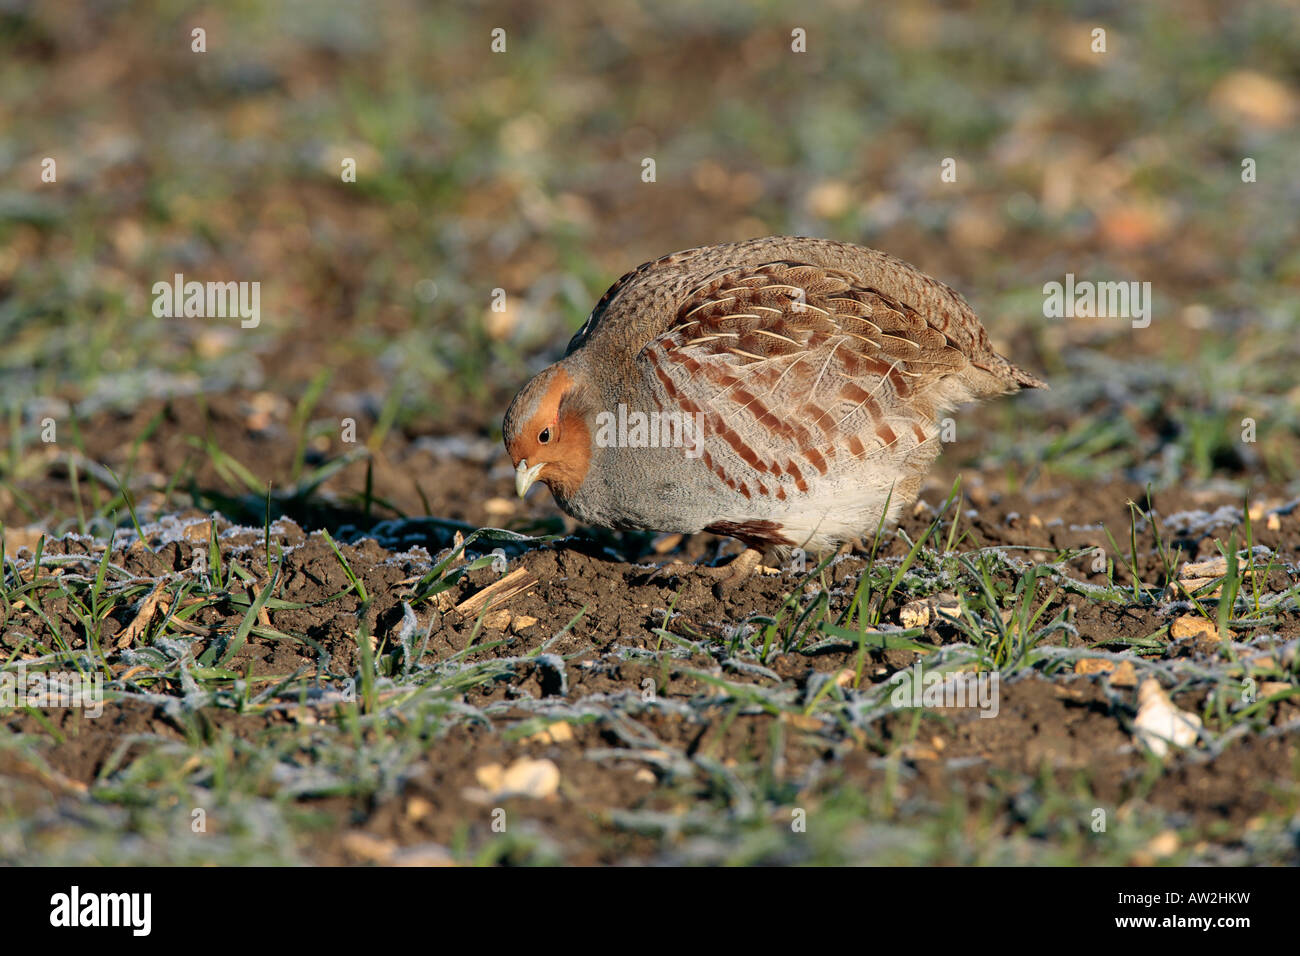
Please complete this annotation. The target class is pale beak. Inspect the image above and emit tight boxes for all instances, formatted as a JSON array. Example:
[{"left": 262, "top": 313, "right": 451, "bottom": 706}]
[{"left": 515, "top": 459, "right": 546, "bottom": 498}]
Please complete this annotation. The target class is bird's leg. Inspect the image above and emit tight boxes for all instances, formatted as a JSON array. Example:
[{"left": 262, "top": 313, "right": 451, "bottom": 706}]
[
  {"left": 709, "top": 547, "right": 767, "bottom": 597},
  {"left": 719, "top": 545, "right": 763, "bottom": 578},
  {"left": 642, "top": 545, "right": 777, "bottom": 592}
]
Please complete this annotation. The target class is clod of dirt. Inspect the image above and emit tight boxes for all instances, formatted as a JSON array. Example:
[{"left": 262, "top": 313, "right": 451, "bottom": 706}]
[
  {"left": 1074, "top": 657, "right": 1138, "bottom": 687},
  {"left": 482, "top": 609, "right": 512, "bottom": 630},
  {"left": 899, "top": 592, "right": 963, "bottom": 628}
]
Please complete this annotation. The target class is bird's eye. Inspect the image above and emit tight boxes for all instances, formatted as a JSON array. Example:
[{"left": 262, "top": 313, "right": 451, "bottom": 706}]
[{"left": 538, "top": 427, "right": 551, "bottom": 444}]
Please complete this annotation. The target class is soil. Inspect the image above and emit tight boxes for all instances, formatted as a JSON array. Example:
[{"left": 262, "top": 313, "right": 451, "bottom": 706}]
[{"left": 3, "top": 396, "right": 1298, "bottom": 863}]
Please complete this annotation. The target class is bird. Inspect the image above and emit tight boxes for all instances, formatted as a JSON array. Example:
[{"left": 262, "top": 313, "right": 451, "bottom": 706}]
[{"left": 503, "top": 236, "right": 1046, "bottom": 581}]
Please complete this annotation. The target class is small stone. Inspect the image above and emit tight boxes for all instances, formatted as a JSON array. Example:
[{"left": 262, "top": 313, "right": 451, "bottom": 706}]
[
  {"left": 511, "top": 614, "right": 539, "bottom": 633},
  {"left": 474, "top": 758, "right": 562, "bottom": 801},
  {"left": 1132, "top": 679, "right": 1202, "bottom": 758},
  {"left": 899, "top": 599, "right": 931, "bottom": 628},
  {"left": 547, "top": 721, "right": 575, "bottom": 743},
  {"left": 475, "top": 763, "right": 505, "bottom": 793},
  {"left": 633, "top": 768, "right": 656, "bottom": 784},
  {"left": 1209, "top": 70, "right": 1297, "bottom": 129},
  {"left": 499, "top": 757, "right": 561, "bottom": 799},
  {"left": 1074, "top": 658, "right": 1110, "bottom": 676},
  {"left": 405, "top": 796, "right": 434, "bottom": 822},
  {"left": 1266, "top": 513, "right": 1281, "bottom": 531},
  {"left": 483, "top": 497, "right": 516, "bottom": 517},
  {"left": 1170, "top": 615, "right": 1217, "bottom": 641},
  {"left": 1145, "top": 830, "right": 1180, "bottom": 858},
  {"left": 833, "top": 668, "right": 856, "bottom": 688}
]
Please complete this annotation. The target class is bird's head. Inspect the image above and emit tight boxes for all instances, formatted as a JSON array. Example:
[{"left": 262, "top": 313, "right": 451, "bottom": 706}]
[{"left": 503, "top": 364, "right": 593, "bottom": 501}]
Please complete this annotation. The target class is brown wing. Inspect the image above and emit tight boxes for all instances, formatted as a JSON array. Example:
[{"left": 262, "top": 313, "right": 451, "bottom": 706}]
[
  {"left": 565, "top": 243, "right": 720, "bottom": 357},
  {"left": 634, "top": 261, "right": 980, "bottom": 502},
  {"left": 568, "top": 237, "right": 1044, "bottom": 390}
]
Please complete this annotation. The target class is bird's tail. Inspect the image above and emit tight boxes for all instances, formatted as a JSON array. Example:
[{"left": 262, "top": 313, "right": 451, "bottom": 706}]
[{"left": 976, "top": 352, "right": 1049, "bottom": 391}]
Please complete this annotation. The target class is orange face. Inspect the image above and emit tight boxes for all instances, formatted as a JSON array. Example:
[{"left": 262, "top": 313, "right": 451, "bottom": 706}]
[{"left": 503, "top": 366, "right": 592, "bottom": 500}]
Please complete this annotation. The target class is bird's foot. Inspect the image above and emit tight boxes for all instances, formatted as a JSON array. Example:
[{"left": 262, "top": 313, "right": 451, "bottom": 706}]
[
  {"left": 706, "top": 548, "right": 784, "bottom": 597},
  {"left": 642, "top": 547, "right": 779, "bottom": 594}
]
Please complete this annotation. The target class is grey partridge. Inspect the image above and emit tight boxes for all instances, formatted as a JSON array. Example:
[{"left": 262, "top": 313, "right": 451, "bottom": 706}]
[{"left": 504, "top": 236, "right": 1045, "bottom": 565}]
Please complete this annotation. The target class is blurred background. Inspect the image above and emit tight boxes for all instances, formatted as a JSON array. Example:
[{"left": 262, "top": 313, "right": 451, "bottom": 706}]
[{"left": 2, "top": 0, "right": 1298, "bottom": 540}]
